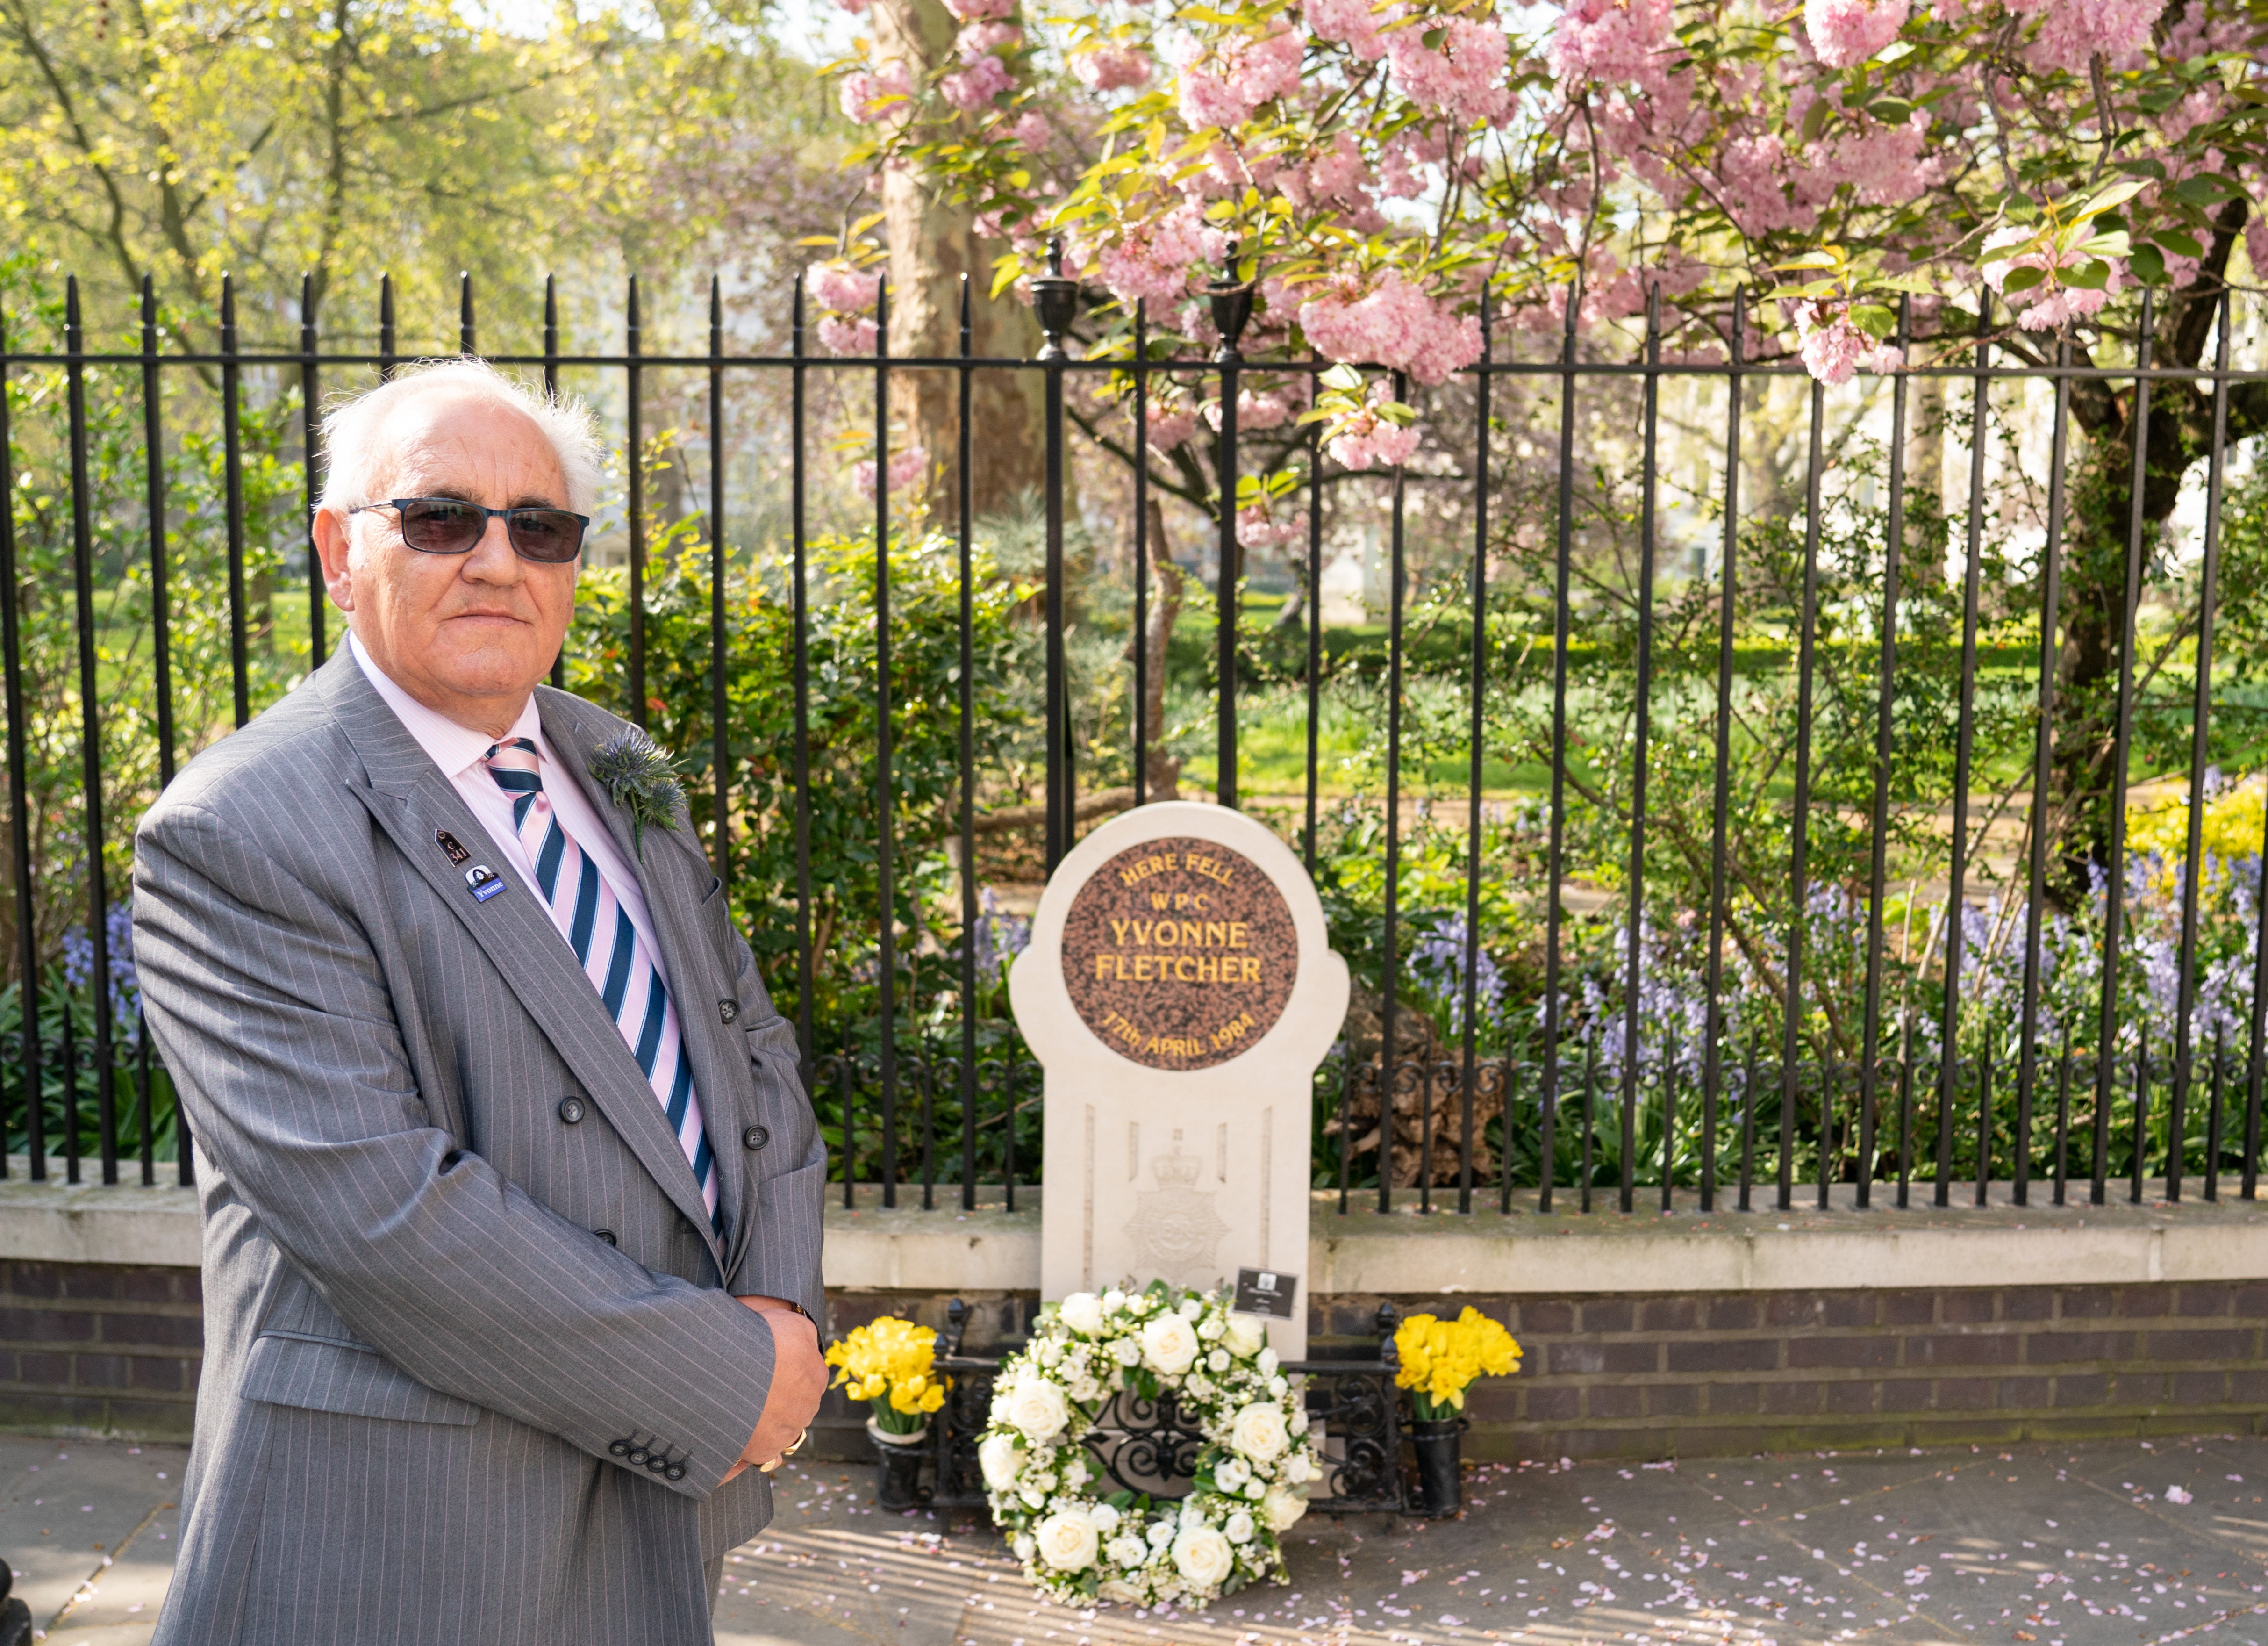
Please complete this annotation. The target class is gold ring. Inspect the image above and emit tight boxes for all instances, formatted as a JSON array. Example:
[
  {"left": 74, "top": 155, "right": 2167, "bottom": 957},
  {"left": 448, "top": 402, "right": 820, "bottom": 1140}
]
[{"left": 757, "top": 1429, "right": 809, "bottom": 1475}]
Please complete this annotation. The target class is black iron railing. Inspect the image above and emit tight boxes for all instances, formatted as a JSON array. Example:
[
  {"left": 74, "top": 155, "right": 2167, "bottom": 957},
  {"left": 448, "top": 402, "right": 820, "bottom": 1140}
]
[{"left": 1, "top": 258, "right": 2264, "bottom": 1214}]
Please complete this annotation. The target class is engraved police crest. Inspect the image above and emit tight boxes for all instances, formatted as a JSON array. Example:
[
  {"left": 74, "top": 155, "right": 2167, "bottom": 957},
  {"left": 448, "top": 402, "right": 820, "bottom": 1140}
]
[{"left": 1123, "top": 1143, "right": 1229, "bottom": 1277}]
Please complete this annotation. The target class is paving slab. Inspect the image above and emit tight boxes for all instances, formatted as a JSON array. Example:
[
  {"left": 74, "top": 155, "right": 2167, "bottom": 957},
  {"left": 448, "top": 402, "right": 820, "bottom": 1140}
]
[{"left": 7, "top": 1435, "right": 2268, "bottom": 1645}]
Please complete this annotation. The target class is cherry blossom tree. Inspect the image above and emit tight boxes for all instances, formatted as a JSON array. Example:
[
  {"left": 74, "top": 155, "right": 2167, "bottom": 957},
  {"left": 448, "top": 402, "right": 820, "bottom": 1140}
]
[{"left": 815, "top": 0, "right": 2268, "bottom": 873}]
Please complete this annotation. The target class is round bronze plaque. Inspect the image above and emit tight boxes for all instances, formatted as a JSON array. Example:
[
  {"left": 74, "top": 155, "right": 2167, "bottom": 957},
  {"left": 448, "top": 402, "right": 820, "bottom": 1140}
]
[{"left": 1059, "top": 834, "right": 1299, "bottom": 1071}]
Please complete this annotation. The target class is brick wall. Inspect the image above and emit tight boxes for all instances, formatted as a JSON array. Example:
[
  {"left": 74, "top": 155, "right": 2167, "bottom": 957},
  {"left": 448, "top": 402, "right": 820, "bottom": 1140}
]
[
  {"left": 0, "top": 1265, "right": 2260, "bottom": 1460},
  {"left": 0, "top": 1261, "right": 202, "bottom": 1440},
  {"left": 1316, "top": 1281, "right": 2268, "bottom": 1460}
]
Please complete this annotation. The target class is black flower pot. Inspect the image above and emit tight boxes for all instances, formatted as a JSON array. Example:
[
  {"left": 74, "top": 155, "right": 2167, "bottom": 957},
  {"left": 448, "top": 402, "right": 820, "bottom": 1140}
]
[
  {"left": 1409, "top": 1417, "right": 1466, "bottom": 1517},
  {"left": 867, "top": 1418, "right": 929, "bottom": 1510}
]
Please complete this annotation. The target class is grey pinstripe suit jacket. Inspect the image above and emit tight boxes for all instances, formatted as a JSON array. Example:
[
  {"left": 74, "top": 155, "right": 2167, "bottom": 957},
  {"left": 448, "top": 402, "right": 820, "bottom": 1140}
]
[{"left": 131, "top": 647, "right": 826, "bottom": 1645}]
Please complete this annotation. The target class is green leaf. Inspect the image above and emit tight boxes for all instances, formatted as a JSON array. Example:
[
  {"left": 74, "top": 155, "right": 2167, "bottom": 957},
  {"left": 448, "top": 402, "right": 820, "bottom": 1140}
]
[
  {"left": 1869, "top": 99, "right": 1911, "bottom": 124},
  {"left": 2000, "top": 266, "right": 2046, "bottom": 295},
  {"left": 1799, "top": 97, "right": 1833, "bottom": 144},
  {"left": 2173, "top": 174, "right": 2240, "bottom": 205},
  {"left": 2151, "top": 228, "right": 2205, "bottom": 259},
  {"left": 2117, "top": 157, "right": 2168, "bottom": 180},
  {"left": 1849, "top": 303, "right": 1896, "bottom": 340},
  {"left": 2079, "top": 230, "right": 2131, "bottom": 258},
  {"left": 2062, "top": 259, "right": 2110, "bottom": 291},
  {"left": 2129, "top": 244, "right": 2169, "bottom": 284},
  {"left": 2069, "top": 179, "right": 2144, "bottom": 221}
]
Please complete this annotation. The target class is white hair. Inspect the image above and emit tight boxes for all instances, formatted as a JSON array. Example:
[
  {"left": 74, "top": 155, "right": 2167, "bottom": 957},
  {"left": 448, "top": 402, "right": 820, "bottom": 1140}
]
[{"left": 317, "top": 357, "right": 603, "bottom": 518}]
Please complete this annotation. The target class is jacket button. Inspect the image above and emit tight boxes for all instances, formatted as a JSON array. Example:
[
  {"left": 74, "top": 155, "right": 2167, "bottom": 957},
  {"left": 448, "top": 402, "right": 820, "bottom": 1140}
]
[
  {"left": 719, "top": 998, "right": 739, "bottom": 1024},
  {"left": 608, "top": 1439, "right": 631, "bottom": 1458},
  {"left": 595, "top": 1229, "right": 617, "bottom": 1247},
  {"left": 627, "top": 1446, "right": 650, "bottom": 1466},
  {"left": 743, "top": 1125, "right": 770, "bottom": 1151},
  {"left": 558, "top": 1097, "right": 586, "bottom": 1124},
  {"left": 665, "top": 1465, "right": 686, "bottom": 1482},
  {"left": 645, "top": 1455, "right": 668, "bottom": 1473}
]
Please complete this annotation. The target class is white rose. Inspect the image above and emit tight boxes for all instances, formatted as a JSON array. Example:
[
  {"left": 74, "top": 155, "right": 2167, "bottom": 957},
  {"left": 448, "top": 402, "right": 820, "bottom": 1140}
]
[
  {"left": 1230, "top": 1402, "right": 1290, "bottom": 1462},
  {"left": 1171, "top": 1524, "right": 1236, "bottom": 1590},
  {"left": 1261, "top": 1484, "right": 1308, "bottom": 1531},
  {"left": 1020, "top": 1486, "right": 1047, "bottom": 1509},
  {"left": 1224, "top": 1509, "right": 1256, "bottom": 1544},
  {"left": 978, "top": 1433, "right": 1026, "bottom": 1490},
  {"left": 1013, "top": 1533, "right": 1037, "bottom": 1561},
  {"left": 1245, "top": 1479, "right": 1266, "bottom": 1500},
  {"left": 1035, "top": 1511, "right": 1099, "bottom": 1572},
  {"left": 1198, "top": 1316, "right": 1224, "bottom": 1340},
  {"left": 1110, "top": 1337, "right": 1142, "bottom": 1366},
  {"left": 1289, "top": 1408, "right": 1309, "bottom": 1436},
  {"left": 1147, "top": 1517, "right": 1177, "bottom": 1549},
  {"left": 1129, "top": 1292, "right": 1154, "bottom": 1314},
  {"left": 1105, "top": 1533, "right": 1148, "bottom": 1568},
  {"left": 1005, "top": 1376, "right": 1071, "bottom": 1443},
  {"left": 1258, "top": 1347, "right": 1279, "bottom": 1376},
  {"left": 1224, "top": 1314, "right": 1266, "bottom": 1355},
  {"left": 1141, "top": 1312, "right": 1201, "bottom": 1375},
  {"left": 1089, "top": 1501, "right": 1119, "bottom": 1534},
  {"left": 1102, "top": 1287, "right": 1125, "bottom": 1310},
  {"left": 1070, "top": 1373, "right": 1103, "bottom": 1401},
  {"left": 1179, "top": 1296, "right": 1204, "bottom": 1319},
  {"left": 1099, "top": 1578, "right": 1145, "bottom": 1603},
  {"left": 1215, "top": 1455, "right": 1250, "bottom": 1490},
  {"left": 1186, "top": 1373, "right": 1214, "bottom": 1400},
  {"left": 1282, "top": 1450, "right": 1318, "bottom": 1485},
  {"left": 1058, "top": 1292, "right": 1105, "bottom": 1335},
  {"left": 1207, "top": 1347, "right": 1231, "bottom": 1373},
  {"left": 1065, "top": 1456, "right": 1089, "bottom": 1488},
  {"left": 1269, "top": 1375, "right": 1289, "bottom": 1399}
]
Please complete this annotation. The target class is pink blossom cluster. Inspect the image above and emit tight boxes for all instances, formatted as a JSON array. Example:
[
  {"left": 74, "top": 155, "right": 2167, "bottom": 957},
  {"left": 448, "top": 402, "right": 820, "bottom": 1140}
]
[
  {"left": 2020, "top": 0, "right": 2161, "bottom": 74},
  {"left": 940, "top": 0, "right": 1012, "bottom": 18},
  {"left": 1146, "top": 399, "right": 1199, "bottom": 454},
  {"left": 1172, "top": 28, "right": 1303, "bottom": 131},
  {"left": 1200, "top": 387, "right": 1301, "bottom": 432},
  {"left": 1304, "top": 0, "right": 1385, "bottom": 59},
  {"left": 1328, "top": 397, "right": 1421, "bottom": 472},
  {"left": 853, "top": 446, "right": 929, "bottom": 497},
  {"left": 1548, "top": 0, "right": 1676, "bottom": 98},
  {"left": 1803, "top": 0, "right": 1908, "bottom": 69},
  {"left": 1980, "top": 226, "right": 2124, "bottom": 332},
  {"left": 1298, "top": 273, "right": 1482, "bottom": 385},
  {"left": 1237, "top": 503, "right": 1309, "bottom": 548},
  {"left": 1792, "top": 307, "right": 1903, "bottom": 385},
  {"left": 1386, "top": 16, "right": 1512, "bottom": 125},
  {"left": 808, "top": 263, "right": 882, "bottom": 356},
  {"left": 1072, "top": 47, "right": 1152, "bottom": 92},
  {"left": 838, "top": 64, "right": 913, "bottom": 125},
  {"left": 1096, "top": 203, "right": 1221, "bottom": 312},
  {"left": 943, "top": 51, "right": 1013, "bottom": 113}
]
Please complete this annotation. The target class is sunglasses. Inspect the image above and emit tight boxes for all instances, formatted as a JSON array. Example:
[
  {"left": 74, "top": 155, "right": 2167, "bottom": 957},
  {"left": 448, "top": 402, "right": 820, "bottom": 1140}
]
[{"left": 349, "top": 496, "right": 589, "bottom": 564}]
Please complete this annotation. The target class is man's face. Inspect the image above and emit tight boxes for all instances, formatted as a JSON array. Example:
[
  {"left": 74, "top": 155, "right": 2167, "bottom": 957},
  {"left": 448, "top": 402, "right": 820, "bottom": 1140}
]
[{"left": 313, "top": 389, "right": 578, "bottom": 735}]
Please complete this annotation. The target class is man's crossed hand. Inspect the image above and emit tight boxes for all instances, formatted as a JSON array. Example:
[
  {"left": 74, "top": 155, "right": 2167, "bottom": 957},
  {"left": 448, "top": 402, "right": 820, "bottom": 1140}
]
[{"left": 723, "top": 1296, "right": 829, "bottom": 1483}]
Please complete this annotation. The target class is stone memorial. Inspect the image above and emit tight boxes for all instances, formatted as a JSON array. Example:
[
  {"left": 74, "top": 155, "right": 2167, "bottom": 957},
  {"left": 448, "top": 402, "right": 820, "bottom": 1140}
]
[{"left": 1009, "top": 801, "right": 1349, "bottom": 1358}]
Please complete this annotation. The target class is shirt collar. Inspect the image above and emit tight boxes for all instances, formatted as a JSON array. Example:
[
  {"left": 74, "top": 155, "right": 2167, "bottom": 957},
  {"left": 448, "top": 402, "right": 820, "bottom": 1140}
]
[{"left": 349, "top": 632, "right": 544, "bottom": 782}]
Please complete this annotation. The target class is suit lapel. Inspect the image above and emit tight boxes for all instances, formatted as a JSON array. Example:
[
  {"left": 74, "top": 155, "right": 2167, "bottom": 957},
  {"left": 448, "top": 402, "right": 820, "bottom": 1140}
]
[
  {"left": 318, "top": 655, "right": 725, "bottom": 1262},
  {"left": 536, "top": 692, "right": 755, "bottom": 1253}
]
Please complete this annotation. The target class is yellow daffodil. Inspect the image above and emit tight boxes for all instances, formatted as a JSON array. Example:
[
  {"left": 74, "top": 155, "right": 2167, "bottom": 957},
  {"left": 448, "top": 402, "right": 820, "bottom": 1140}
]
[
  {"left": 825, "top": 1317, "right": 950, "bottom": 1432},
  {"left": 1393, "top": 1308, "right": 1520, "bottom": 1420}
]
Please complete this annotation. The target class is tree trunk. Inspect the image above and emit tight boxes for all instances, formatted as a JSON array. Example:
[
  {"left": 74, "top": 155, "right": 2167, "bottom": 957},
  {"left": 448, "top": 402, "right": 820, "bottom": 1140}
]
[
  {"left": 1141, "top": 496, "right": 1183, "bottom": 800},
  {"left": 1904, "top": 375, "right": 1947, "bottom": 586},
  {"left": 869, "top": 0, "right": 1048, "bottom": 523},
  {"left": 2049, "top": 207, "right": 2268, "bottom": 898}
]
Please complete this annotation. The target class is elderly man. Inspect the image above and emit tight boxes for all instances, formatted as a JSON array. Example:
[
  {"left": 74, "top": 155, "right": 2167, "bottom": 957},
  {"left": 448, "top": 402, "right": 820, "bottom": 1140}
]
[{"left": 131, "top": 359, "right": 828, "bottom": 1645}]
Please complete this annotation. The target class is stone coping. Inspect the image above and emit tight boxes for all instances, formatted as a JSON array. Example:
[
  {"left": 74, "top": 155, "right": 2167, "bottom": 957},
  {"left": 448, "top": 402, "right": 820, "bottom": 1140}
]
[{"left": 5, "top": 1167, "right": 2265, "bottom": 1296}]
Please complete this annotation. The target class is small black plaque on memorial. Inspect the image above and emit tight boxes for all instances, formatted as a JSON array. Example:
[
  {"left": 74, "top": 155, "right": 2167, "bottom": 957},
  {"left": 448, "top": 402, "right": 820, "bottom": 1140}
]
[{"left": 1232, "top": 1267, "right": 1299, "bottom": 1320}]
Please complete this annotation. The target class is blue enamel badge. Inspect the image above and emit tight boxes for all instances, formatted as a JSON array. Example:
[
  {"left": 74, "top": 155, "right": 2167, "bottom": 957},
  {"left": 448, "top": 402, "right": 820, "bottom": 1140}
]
[{"left": 465, "top": 864, "right": 507, "bottom": 903}]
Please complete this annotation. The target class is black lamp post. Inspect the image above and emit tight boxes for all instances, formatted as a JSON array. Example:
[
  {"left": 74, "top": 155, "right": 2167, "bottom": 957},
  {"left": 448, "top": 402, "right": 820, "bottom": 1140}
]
[{"left": 1207, "top": 242, "right": 1254, "bottom": 809}]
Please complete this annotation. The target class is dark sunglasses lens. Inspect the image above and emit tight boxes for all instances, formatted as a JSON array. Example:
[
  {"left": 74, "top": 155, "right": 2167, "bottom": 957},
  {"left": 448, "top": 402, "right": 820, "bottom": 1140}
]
[
  {"left": 507, "top": 510, "right": 584, "bottom": 564},
  {"left": 397, "top": 500, "right": 485, "bottom": 554}
]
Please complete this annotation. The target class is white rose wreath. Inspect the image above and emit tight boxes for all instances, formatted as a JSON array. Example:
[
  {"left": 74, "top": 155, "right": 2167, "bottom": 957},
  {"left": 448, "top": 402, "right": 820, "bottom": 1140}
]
[{"left": 979, "top": 1282, "right": 1323, "bottom": 1610}]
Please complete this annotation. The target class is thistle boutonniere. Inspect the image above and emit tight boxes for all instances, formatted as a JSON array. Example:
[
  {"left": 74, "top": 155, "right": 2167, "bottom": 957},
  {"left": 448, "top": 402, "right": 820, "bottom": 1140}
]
[{"left": 588, "top": 728, "right": 686, "bottom": 861}]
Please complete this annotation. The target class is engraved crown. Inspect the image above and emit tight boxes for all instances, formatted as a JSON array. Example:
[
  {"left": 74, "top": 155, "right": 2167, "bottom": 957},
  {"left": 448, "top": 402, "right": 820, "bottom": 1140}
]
[{"left": 1153, "top": 1150, "right": 1202, "bottom": 1186}]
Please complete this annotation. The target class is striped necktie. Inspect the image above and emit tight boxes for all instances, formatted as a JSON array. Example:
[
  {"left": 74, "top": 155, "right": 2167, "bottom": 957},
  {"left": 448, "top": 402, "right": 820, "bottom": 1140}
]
[{"left": 484, "top": 737, "right": 721, "bottom": 1230}]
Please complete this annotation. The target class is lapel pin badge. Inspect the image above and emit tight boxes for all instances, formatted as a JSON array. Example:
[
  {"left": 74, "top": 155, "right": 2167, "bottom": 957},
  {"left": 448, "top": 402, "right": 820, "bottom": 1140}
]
[
  {"left": 465, "top": 864, "right": 507, "bottom": 903},
  {"left": 435, "top": 828, "right": 471, "bottom": 867}
]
